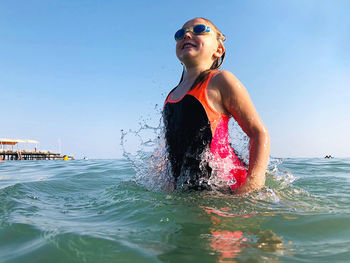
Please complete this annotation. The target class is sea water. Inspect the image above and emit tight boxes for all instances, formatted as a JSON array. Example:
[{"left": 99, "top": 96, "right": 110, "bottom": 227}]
[{"left": 1, "top": 133, "right": 350, "bottom": 263}]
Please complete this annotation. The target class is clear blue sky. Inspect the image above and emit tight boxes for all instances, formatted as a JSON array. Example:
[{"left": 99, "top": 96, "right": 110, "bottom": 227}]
[{"left": 1, "top": 0, "right": 349, "bottom": 159}]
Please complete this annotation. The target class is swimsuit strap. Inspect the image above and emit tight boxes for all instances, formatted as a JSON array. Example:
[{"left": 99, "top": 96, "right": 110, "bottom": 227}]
[
  {"left": 188, "top": 70, "right": 229, "bottom": 135},
  {"left": 163, "top": 86, "right": 177, "bottom": 107},
  {"left": 191, "top": 70, "right": 217, "bottom": 92}
]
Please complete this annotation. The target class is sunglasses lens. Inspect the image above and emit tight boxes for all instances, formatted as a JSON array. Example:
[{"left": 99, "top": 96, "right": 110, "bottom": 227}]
[
  {"left": 193, "top": 24, "right": 206, "bottom": 34},
  {"left": 174, "top": 29, "right": 185, "bottom": 41}
]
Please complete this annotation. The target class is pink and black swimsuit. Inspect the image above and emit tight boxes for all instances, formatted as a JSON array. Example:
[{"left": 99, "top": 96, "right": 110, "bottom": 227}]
[{"left": 163, "top": 70, "right": 247, "bottom": 191}]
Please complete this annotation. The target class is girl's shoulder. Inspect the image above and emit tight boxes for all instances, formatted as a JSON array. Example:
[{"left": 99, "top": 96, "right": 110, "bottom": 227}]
[
  {"left": 212, "top": 70, "right": 239, "bottom": 83},
  {"left": 211, "top": 70, "right": 243, "bottom": 94}
]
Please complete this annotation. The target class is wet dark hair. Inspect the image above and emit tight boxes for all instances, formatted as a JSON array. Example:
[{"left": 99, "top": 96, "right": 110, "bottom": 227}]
[{"left": 178, "top": 17, "right": 226, "bottom": 89}]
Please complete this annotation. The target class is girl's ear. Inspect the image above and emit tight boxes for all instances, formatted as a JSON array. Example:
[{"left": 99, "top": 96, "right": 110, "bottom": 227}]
[{"left": 213, "top": 43, "right": 225, "bottom": 59}]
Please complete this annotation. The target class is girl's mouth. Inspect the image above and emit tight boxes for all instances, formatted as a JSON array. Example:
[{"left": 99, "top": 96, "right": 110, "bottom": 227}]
[{"left": 182, "top": 42, "right": 197, "bottom": 49}]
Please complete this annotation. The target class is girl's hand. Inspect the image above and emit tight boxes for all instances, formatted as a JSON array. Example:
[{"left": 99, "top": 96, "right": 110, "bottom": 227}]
[{"left": 235, "top": 172, "right": 266, "bottom": 194}]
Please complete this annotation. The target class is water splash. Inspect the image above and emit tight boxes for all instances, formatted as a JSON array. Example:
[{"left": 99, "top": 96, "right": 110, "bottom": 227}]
[
  {"left": 121, "top": 116, "right": 251, "bottom": 193},
  {"left": 121, "top": 117, "right": 175, "bottom": 192},
  {"left": 265, "top": 157, "right": 298, "bottom": 190},
  {"left": 120, "top": 113, "right": 298, "bottom": 199},
  {"left": 228, "top": 118, "right": 250, "bottom": 165}
]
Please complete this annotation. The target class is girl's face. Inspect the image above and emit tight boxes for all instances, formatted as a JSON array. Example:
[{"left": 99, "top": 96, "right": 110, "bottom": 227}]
[{"left": 176, "top": 18, "right": 223, "bottom": 68}]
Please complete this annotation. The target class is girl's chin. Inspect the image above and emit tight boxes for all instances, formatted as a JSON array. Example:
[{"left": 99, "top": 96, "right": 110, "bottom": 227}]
[
  {"left": 180, "top": 48, "right": 197, "bottom": 54},
  {"left": 177, "top": 51, "right": 198, "bottom": 61}
]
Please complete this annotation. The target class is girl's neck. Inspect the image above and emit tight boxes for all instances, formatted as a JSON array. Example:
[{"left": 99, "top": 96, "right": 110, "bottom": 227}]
[{"left": 182, "top": 65, "right": 210, "bottom": 83}]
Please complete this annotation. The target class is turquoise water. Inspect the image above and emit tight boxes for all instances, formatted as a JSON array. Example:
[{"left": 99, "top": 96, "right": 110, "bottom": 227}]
[{"left": 1, "top": 158, "right": 350, "bottom": 262}]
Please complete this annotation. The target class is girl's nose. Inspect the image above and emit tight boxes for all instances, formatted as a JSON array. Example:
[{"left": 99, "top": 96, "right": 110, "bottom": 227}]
[{"left": 183, "top": 31, "right": 192, "bottom": 39}]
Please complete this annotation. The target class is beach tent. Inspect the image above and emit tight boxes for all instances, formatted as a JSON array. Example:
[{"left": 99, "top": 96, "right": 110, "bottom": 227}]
[
  {"left": 0, "top": 139, "right": 39, "bottom": 145},
  {"left": 0, "top": 138, "right": 39, "bottom": 151}
]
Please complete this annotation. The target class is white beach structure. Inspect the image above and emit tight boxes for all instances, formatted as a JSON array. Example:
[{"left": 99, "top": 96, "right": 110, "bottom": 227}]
[
  {"left": 0, "top": 138, "right": 65, "bottom": 160},
  {"left": 0, "top": 138, "right": 39, "bottom": 151}
]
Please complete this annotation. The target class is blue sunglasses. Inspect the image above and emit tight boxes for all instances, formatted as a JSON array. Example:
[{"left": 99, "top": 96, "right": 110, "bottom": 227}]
[{"left": 174, "top": 24, "right": 211, "bottom": 41}]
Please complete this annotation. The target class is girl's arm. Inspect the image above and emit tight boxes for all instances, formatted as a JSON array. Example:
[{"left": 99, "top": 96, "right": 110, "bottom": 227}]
[{"left": 213, "top": 71, "right": 270, "bottom": 194}]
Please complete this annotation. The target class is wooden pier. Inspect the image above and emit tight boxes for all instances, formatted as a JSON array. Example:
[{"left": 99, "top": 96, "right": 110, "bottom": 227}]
[
  {"left": 0, "top": 150, "right": 64, "bottom": 160},
  {"left": 0, "top": 138, "right": 74, "bottom": 161}
]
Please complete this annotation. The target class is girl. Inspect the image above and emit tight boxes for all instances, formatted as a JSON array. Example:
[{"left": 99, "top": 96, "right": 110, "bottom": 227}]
[{"left": 163, "top": 18, "right": 270, "bottom": 194}]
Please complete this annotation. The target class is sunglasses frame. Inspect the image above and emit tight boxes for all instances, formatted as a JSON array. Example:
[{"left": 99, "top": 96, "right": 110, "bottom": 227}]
[{"left": 174, "top": 24, "right": 211, "bottom": 41}]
